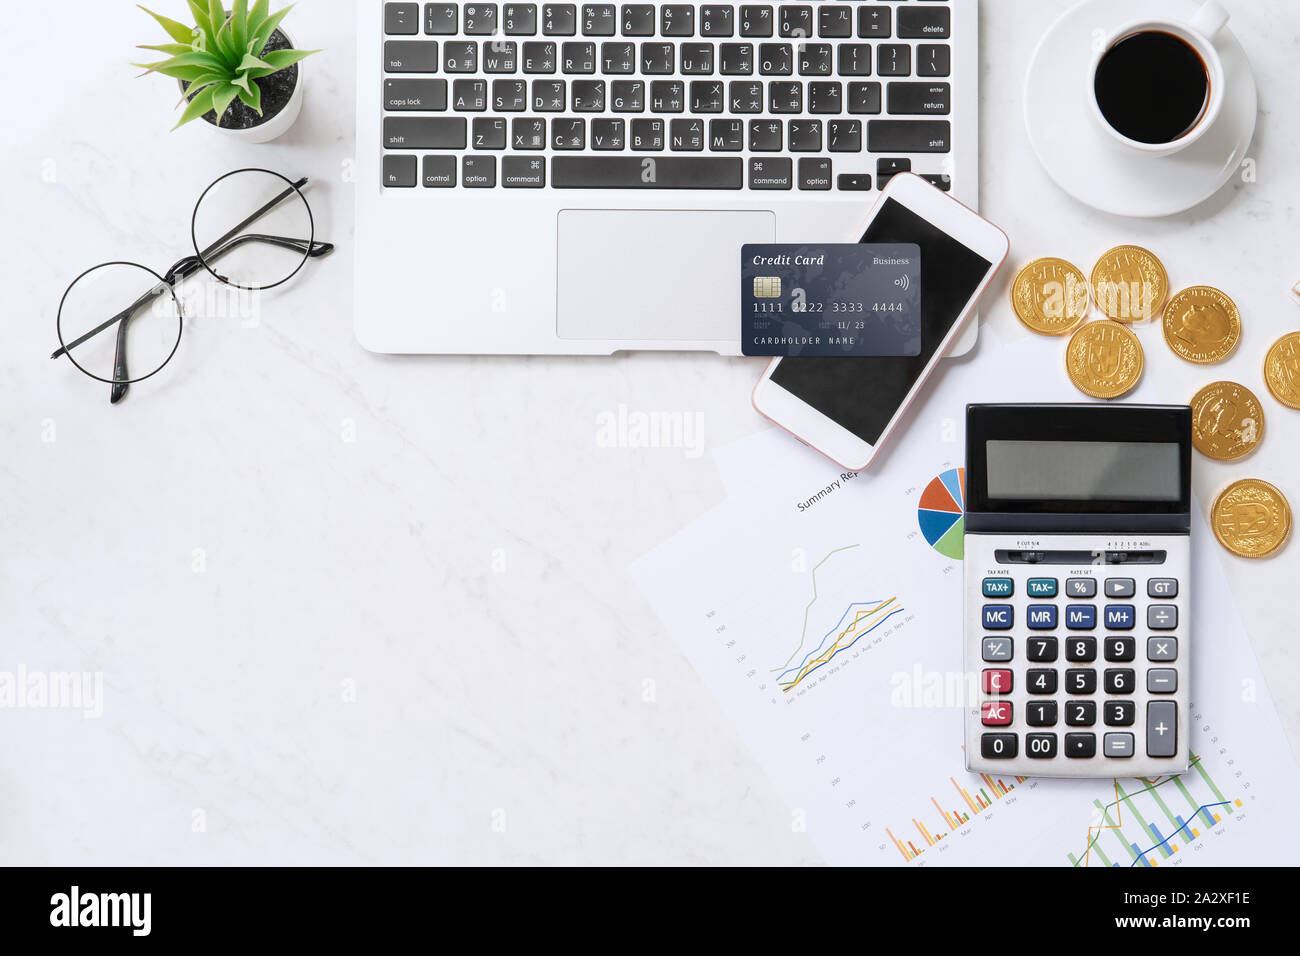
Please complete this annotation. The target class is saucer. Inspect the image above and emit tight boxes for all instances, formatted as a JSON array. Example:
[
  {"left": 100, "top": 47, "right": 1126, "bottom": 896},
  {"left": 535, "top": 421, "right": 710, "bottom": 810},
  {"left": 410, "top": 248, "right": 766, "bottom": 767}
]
[{"left": 1024, "top": 0, "right": 1258, "bottom": 218}]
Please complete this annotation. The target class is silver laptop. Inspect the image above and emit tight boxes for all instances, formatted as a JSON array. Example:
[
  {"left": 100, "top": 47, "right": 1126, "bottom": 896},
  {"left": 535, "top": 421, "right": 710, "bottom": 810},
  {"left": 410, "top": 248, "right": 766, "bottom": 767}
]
[{"left": 355, "top": 0, "right": 980, "bottom": 355}]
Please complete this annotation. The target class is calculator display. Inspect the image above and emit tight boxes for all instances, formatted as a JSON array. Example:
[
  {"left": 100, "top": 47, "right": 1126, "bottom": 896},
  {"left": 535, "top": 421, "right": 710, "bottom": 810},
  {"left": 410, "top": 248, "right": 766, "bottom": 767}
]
[{"left": 985, "top": 440, "right": 1182, "bottom": 502}]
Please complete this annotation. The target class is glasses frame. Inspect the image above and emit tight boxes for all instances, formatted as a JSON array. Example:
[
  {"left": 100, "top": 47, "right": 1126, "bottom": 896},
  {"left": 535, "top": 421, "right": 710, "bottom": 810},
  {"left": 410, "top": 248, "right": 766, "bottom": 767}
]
[{"left": 53, "top": 168, "right": 333, "bottom": 402}]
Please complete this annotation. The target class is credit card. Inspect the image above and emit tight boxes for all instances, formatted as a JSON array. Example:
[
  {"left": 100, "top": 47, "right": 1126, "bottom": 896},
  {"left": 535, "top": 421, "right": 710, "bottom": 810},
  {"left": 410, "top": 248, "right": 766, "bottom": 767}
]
[{"left": 741, "top": 243, "right": 922, "bottom": 357}]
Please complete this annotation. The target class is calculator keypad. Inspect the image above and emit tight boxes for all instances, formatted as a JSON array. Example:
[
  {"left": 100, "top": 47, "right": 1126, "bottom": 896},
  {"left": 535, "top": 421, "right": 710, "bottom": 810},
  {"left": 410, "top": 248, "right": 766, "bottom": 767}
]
[{"left": 966, "top": 535, "right": 1189, "bottom": 776}]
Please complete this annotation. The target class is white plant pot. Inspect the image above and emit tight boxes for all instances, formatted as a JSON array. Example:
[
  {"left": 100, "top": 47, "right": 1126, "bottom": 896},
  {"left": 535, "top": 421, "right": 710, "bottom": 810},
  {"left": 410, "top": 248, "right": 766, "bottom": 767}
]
[{"left": 176, "top": 28, "right": 305, "bottom": 144}]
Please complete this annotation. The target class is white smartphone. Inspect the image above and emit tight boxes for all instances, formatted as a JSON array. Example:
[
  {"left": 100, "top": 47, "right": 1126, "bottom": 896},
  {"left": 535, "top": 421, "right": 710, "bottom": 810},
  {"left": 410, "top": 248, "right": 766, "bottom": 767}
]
[{"left": 752, "top": 174, "right": 1009, "bottom": 471}]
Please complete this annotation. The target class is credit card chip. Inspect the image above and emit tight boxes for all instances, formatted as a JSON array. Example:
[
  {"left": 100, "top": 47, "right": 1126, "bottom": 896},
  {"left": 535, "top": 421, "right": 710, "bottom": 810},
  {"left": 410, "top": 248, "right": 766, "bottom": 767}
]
[{"left": 753, "top": 276, "right": 782, "bottom": 299}]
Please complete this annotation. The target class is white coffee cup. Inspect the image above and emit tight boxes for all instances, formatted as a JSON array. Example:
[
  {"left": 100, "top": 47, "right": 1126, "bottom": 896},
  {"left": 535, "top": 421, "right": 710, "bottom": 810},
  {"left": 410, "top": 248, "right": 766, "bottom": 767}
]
[{"left": 1088, "top": 0, "right": 1230, "bottom": 157}]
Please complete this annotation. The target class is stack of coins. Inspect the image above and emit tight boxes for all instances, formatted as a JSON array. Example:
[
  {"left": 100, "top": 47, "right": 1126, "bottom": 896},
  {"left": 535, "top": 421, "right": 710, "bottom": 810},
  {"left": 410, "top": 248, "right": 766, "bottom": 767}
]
[{"left": 1009, "top": 247, "right": 1295, "bottom": 558}]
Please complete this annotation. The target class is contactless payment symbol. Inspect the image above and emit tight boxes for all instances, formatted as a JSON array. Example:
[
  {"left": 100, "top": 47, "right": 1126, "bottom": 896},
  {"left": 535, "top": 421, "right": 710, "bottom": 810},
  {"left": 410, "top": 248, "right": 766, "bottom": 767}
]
[
  {"left": 753, "top": 276, "right": 782, "bottom": 299},
  {"left": 917, "top": 467, "right": 965, "bottom": 561}
]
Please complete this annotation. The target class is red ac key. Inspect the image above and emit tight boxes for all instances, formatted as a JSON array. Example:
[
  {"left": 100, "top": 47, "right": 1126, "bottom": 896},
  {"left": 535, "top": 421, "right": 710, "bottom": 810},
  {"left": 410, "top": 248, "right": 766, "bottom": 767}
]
[
  {"left": 982, "top": 668, "right": 1013, "bottom": 694},
  {"left": 981, "top": 700, "right": 1013, "bottom": 726}
]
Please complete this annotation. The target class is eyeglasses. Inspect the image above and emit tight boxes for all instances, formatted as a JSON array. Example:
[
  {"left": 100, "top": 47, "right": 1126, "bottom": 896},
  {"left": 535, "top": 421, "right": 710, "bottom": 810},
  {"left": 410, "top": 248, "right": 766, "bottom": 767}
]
[{"left": 52, "top": 168, "right": 334, "bottom": 404}]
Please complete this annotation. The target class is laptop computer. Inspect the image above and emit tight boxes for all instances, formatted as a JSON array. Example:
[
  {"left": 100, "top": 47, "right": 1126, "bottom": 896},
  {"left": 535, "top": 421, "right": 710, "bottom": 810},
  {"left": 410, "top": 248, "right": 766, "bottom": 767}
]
[{"left": 355, "top": 0, "right": 980, "bottom": 355}]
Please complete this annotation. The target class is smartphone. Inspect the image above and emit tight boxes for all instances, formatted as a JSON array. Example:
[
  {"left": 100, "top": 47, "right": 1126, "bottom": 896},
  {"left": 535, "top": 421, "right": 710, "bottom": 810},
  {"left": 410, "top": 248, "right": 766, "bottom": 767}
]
[{"left": 752, "top": 174, "right": 1009, "bottom": 471}]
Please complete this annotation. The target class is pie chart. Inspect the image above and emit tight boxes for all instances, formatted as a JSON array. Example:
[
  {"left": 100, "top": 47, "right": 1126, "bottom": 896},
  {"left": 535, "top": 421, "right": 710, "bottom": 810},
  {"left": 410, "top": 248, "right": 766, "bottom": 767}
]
[{"left": 917, "top": 467, "right": 965, "bottom": 560}]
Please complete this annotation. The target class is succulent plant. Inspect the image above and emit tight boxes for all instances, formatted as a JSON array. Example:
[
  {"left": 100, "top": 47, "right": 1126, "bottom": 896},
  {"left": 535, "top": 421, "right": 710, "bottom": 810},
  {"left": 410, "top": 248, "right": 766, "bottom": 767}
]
[{"left": 135, "top": 1, "right": 318, "bottom": 129}]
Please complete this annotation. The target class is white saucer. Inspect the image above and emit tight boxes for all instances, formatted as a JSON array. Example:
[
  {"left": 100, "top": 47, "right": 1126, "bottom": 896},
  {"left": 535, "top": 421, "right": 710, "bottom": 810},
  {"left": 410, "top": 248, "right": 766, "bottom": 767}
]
[{"left": 1024, "top": 0, "right": 1258, "bottom": 218}]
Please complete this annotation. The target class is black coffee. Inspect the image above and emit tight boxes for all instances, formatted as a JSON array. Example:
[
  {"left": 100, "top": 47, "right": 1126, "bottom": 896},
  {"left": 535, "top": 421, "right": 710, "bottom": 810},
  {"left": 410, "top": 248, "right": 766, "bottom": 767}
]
[{"left": 1094, "top": 31, "right": 1210, "bottom": 144}]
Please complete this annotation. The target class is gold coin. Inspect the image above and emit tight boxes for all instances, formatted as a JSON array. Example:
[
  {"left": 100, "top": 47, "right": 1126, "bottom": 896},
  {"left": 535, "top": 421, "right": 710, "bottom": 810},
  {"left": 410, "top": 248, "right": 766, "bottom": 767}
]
[
  {"left": 1211, "top": 479, "right": 1292, "bottom": 559},
  {"left": 1264, "top": 331, "right": 1300, "bottom": 409},
  {"left": 1091, "top": 245, "right": 1169, "bottom": 322},
  {"left": 1065, "top": 321, "right": 1144, "bottom": 399},
  {"left": 1190, "top": 381, "right": 1265, "bottom": 460},
  {"left": 1162, "top": 286, "right": 1241, "bottom": 363},
  {"left": 1010, "top": 258, "right": 1091, "bottom": 335}
]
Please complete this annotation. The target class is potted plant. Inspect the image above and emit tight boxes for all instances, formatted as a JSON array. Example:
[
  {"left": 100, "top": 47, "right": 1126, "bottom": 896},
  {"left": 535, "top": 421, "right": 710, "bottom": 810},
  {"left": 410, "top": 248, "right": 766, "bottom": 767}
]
[{"left": 135, "top": 1, "right": 318, "bottom": 142}]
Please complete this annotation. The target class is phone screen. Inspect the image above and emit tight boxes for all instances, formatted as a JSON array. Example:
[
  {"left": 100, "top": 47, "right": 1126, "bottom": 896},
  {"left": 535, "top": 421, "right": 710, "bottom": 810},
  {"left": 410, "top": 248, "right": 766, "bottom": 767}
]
[{"left": 769, "top": 198, "right": 994, "bottom": 445}]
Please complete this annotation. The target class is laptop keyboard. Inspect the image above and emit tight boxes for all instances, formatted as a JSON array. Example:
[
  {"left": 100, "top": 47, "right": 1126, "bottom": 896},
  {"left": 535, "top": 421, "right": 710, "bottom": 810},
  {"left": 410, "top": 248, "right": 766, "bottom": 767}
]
[{"left": 379, "top": 1, "right": 959, "bottom": 191}]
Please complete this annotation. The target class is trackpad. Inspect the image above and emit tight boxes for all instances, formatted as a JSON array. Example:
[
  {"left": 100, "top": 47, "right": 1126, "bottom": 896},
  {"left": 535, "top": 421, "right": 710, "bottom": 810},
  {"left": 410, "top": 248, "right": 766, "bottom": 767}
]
[{"left": 557, "top": 209, "right": 776, "bottom": 342}]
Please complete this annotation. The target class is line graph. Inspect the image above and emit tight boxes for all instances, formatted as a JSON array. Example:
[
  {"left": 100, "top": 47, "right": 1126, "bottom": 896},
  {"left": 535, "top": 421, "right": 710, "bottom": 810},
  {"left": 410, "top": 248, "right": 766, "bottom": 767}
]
[{"left": 775, "top": 598, "right": 904, "bottom": 693}]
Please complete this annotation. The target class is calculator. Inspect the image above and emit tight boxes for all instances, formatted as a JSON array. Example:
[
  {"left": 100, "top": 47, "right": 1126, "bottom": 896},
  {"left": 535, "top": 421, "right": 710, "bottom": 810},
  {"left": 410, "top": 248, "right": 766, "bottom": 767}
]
[{"left": 963, "top": 404, "right": 1193, "bottom": 777}]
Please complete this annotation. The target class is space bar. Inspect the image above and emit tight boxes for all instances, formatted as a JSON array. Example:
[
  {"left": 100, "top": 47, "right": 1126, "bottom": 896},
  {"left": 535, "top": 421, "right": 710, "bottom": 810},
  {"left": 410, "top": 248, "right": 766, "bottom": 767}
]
[{"left": 551, "top": 156, "right": 743, "bottom": 189}]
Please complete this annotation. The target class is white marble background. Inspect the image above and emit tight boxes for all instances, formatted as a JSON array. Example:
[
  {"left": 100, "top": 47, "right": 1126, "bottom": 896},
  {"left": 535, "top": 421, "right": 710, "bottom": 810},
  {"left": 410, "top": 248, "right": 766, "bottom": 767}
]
[{"left": 1, "top": 0, "right": 1296, "bottom": 864}]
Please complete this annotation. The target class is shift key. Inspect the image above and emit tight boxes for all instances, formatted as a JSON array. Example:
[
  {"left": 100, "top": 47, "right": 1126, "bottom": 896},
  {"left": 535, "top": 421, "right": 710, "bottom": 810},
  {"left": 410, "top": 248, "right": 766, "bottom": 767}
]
[
  {"left": 384, "top": 116, "right": 466, "bottom": 148},
  {"left": 867, "top": 120, "right": 950, "bottom": 153}
]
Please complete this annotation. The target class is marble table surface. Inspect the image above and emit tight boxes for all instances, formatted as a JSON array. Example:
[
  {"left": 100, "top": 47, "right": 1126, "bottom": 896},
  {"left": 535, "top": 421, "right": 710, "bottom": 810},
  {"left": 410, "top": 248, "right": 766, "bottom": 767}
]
[{"left": 2, "top": 0, "right": 1296, "bottom": 864}]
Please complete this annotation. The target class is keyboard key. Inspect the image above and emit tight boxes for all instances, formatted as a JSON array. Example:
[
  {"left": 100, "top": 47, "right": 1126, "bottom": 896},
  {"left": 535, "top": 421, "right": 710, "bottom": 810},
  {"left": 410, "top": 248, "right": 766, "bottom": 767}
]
[
  {"left": 1104, "top": 577, "right": 1135, "bottom": 598},
  {"left": 543, "top": 3, "right": 577, "bottom": 35},
  {"left": 758, "top": 43, "right": 792, "bottom": 75},
  {"left": 385, "top": 40, "right": 439, "bottom": 72},
  {"left": 690, "top": 80, "right": 725, "bottom": 112},
  {"left": 464, "top": 4, "right": 498, "bottom": 35},
  {"left": 620, "top": 4, "right": 655, "bottom": 35},
  {"left": 1065, "top": 604, "right": 1096, "bottom": 629},
  {"left": 1065, "top": 637, "right": 1096, "bottom": 662},
  {"left": 681, "top": 43, "right": 715, "bottom": 75},
  {"left": 472, "top": 116, "right": 507, "bottom": 148},
  {"left": 384, "top": 116, "right": 468, "bottom": 148},
  {"left": 1066, "top": 577, "right": 1097, "bottom": 598},
  {"left": 511, "top": 116, "right": 546, "bottom": 148},
  {"left": 661, "top": 4, "right": 695, "bottom": 36},
  {"left": 1105, "top": 700, "right": 1135, "bottom": 726},
  {"left": 1026, "top": 577, "right": 1057, "bottom": 598},
  {"left": 385, "top": 2, "right": 420, "bottom": 35},
  {"left": 876, "top": 44, "right": 911, "bottom": 76},
  {"left": 778, "top": 5, "right": 812, "bottom": 39},
  {"left": 650, "top": 80, "right": 685, "bottom": 112},
  {"left": 917, "top": 43, "right": 951, "bottom": 77},
  {"left": 572, "top": 79, "right": 606, "bottom": 110},
  {"left": 1147, "top": 636, "right": 1178, "bottom": 662},
  {"left": 483, "top": 42, "right": 518, "bottom": 72},
  {"left": 797, "top": 156, "right": 831, "bottom": 190},
  {"left": 1147, "top": 701, "right": 1177, "bottom": 757},
  {"left": 611, "top": 79, "right": 645, "bottom": 111},
  {"left": 1103, "top": 732, "right": 1135, "bottom": 758},
  {"left": 708, "top": 118, "right": 744, "bottom": 150},
  {"left": 382, "top": 153, "right": 417, "bottom": 186},
  {"left": 982, "top": 605, "right": 1012, "bottom": 630},
  {"left": 768, "top": 81, "right": 802, "bottom": 113},
  {"left": 443, "top": 41, "right": 478, "bottom": 72},
  {"left": 1104, "top": 636, "right": 1136, "bottom": 662},
  {"left": 867, "top": 120, "right": 950, "bottom": 152},
  {"left": 749, "top": 157, "right": 792, "bottom": 189},
  {"left": 1026, "top": 701, "right": 1057, "bottom": 727},
  {"left": 1026, "top": 636, "right": 1058, "bottom": 662},
  {"left": 531, "top": 79, "right": 566, "bottom": 110},
  {"left": 424, "top": 3, "right": 458, "bottom": 34},
  {"left": 562, "top": 41, "right": 596, "bottom": 72},
  {"left": 981, "top": 636, "right": 1012, "bottom": 662},
  {"left": 749, "top": 119, "right": 782, "bottom": 151},
  {"left": 857, "top": 5, "right": 890, "bottom": 39},
  {"left": 827, "top": 119, "right": 861, "bottom": 151},
  {"left": 1147, "top": 668, "right": 1178, "bottom": 693},
  {"left": 582, "top": 3, "right": 616, "bottom": 35},
  {"left": 385, "top": 78, "right": 448, "bottom": 110},
  {"left": 818, "top": 5, "right": 852, "bottom": 39},
  {"left": 836, "top": 44, "right": 871, "bottom": 77},
  {"left": 640, "top": 42, "right": 675, "bottom": 73},
  {"left": 740, "top": 5, "right": 773, "bottom": 38},
  {"left": 1026, "top": 605, "right": 1057, "bottom": 630},
  {"left": 808, "top": 82, "right": 842, "bottom": 114},
  {"left": 1067, "top": 669, "right": 1097, "bottom": 695},
  {"left": 876, "top": 156, "right": 909, "bottom": 186},
  {"left": 847, "top": 81, "right": 881, "bottom": 114},
  {"left": 600, "top": 41, "right": 636, "bottom": 72},
  {"left": 421, "top": 154, "right": 457, "bottom": 186},
  {"left": 1148, "top": 605, "right": 1177, "bottom": 630},
  {"left": 630, "top": 117, "right": 664, "bottom": 149},
  {"left": 720, "top": 43, "right": 754, "bottom": 75},
  {"left": 1066, "top": 701, "right": 1096, "bottom": 726},
  {"left": 452, "top": 78, "right": 487, "bottom": 110},
  {"left": 799, "top": 44, "right": 832, "bottom": 76},
  {"left": 887, "top": 81, "right": 951, "bottom": 115},
  {"left": 981, "top": 733, "right": 1018, "bottom": 760},
  {"left": 836, "top": 174, "right": 871, "bottom": 190},
  {"left": 982, "top": 668, "right": 1012, "bottom": 695},
  {"left": 591, "top": 116, "right": 625, "bottom": 147},
  {"left": 1026, "top": 733, "right": 1057, "bottom": 759},
  {"left": 462, "top": 154, "right": 496, "bottom": 186},
  {"left": 729, "top": 81, "right": 763, "bottom": 112},
  {"left": 1104, "top": 668, "right": 1136, "bottom": 694},
  {"left": 1147, "top": 578, "right": 1178, "bottom": 598},
  {"left": 669, "top": 117, "right": 703, "bottom": 150},
  {"left": 1104, "top": 604, "right": 1135, "bottom": 630},
  {"left": 503, "top": 4, "right": 538, "bottom": 34},
  {"left": 981, "top": 700, "right": 1012, "bottom": 727},
  {"left": 1065, "top": 733, "right": 1097, "bottom": 758},
  {"left": 502, "top": 155, "right": 546, "bottom": 186},
  {"left": 787, "top": 118, "right": 821, "bottom": 151},
  {"left": 552, "top": 117, "right": 585, "bottom": 148},
  {"left": 551, "top": 155, "right": 743, "bottom": 188},
  {"left": 700, "top": 6, "right": 734, "bottom": 36},
  {"left": 898, "top": 5, "right": 951, "bottom": 39},
  {"left": 1026, "top": 667, "right": 1057, "bottom": 695},
  {"left": 523, "top": 40, "right": 557, "bottom": 72}
]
